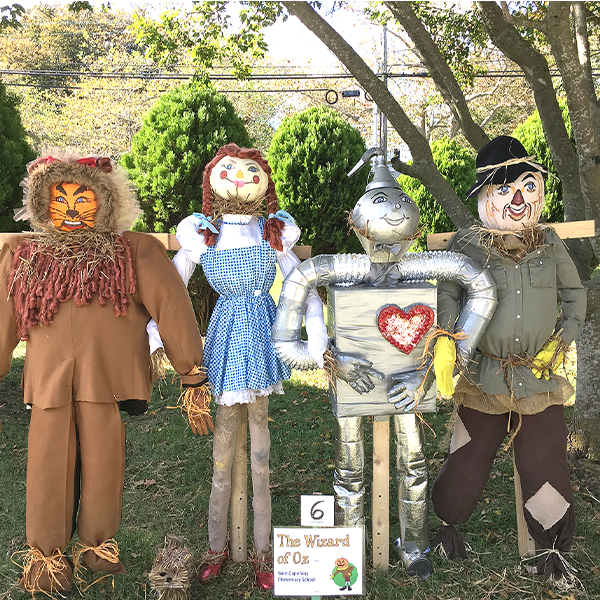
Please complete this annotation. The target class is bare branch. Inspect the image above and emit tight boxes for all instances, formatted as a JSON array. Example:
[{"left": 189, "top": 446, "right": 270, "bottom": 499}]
[
  {"left": 390, "top": 155, "right": 418, "bottom": 179},
  {"left": 466, "top": 77, "right": 503, "bottom": 103},
  {"left": 479, "top": 102, "right": 511, "bottom": 129}
]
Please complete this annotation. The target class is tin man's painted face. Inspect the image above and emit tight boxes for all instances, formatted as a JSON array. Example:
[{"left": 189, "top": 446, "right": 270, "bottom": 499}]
[
  {"left": 351, "top": 187, "right": 419, "bottom": 245},
  {"left": 209, "top": 155, "right": 269, "bottom": 206},
  {"left": 478, "top": 171, "right": 544, "bottom": 231}
]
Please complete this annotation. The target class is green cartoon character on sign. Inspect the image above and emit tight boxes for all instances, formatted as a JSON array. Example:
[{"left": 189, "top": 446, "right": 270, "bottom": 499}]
[{"left": 330, "top": 557, "right": 358, "bottom": 591}]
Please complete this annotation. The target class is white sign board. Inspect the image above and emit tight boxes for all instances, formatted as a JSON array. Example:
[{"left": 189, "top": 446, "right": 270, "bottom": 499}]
[
  {"left": 273, "top": 527, "right": 364, "bottom": 597},
  {"left": 301, "top": 495, "right": 335, "bottom": 527}
]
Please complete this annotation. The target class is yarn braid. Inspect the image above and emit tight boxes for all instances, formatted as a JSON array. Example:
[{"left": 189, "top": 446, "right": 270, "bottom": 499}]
[{"left": 8, "top": 234, "right": 136, "bottom": 339}]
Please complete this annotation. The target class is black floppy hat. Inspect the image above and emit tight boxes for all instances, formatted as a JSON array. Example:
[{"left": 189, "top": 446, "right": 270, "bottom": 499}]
[{"left": 466, "top": 135, "right": 543, "bottom": 199}]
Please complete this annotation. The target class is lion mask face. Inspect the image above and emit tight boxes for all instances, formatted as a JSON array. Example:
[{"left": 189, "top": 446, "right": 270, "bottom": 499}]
[{"left": 49, "top": 182, "right": 98, "bottom": 231}]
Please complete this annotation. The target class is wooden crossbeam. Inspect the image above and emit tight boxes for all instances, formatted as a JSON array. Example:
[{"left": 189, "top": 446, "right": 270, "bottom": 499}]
[
  {"left": 0, "top": 231, "right": 312, "bottom": 260},
  {"left": 427, "top": 220, "right": 596, "bottom": 250}
]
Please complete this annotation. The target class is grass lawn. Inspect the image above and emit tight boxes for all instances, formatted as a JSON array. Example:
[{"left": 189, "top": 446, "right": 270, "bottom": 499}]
[{"left": 0, "top": 341, "right": 598, "bottom": 600}]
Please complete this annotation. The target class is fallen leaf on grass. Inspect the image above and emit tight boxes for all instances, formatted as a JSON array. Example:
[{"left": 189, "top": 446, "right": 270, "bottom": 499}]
[{"left": 132, "top": 479, "right": 156, "bottom": 488}]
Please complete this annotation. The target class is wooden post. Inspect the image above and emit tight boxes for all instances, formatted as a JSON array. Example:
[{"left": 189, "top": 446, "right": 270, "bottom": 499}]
[
  {"left": 230, "top": 405, "right": 248, "bottom": 562},
  {"left": 372, "top": 416, "right": 390, "bottom": 569},
  {"left": 513, "top": 455, "right": 536, "bottom": 557}
]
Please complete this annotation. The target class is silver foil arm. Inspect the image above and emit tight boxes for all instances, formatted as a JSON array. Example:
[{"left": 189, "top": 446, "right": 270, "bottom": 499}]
[
  {"left": 392, "top": 251, "right": 497, "bottom": 359},
  {"left": 272, "top": 254, "right": 371, "bottom": 370}
]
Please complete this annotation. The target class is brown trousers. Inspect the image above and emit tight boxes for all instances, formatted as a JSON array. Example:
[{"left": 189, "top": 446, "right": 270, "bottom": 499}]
[
  {"left": 26, "top": 402, "right": 125, "bottom": 569},
  {"left": 432, "top": 405, "right": 574, "bottom": 553}
]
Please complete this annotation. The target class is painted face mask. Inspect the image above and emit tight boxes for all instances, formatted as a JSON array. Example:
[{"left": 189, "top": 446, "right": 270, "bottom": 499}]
[
  {"left": 49, "top": 182, "right": 98, "bottom": 231},
  {"left": 209, "top": 155, "right": 269, "bottom": 208},
  {"left": 478, "top": 171, "right": 544, "bottom": 231}
]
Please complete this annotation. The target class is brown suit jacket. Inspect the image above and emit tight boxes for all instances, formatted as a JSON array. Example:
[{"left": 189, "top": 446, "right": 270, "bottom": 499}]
[{"left": 0, "top": 231, "right": 203, "bottom": 409}]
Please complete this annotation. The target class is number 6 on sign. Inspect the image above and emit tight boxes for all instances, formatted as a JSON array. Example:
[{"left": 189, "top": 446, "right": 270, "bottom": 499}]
[{"left": 301, "top": 496, "right": 335, "bottom": 527}]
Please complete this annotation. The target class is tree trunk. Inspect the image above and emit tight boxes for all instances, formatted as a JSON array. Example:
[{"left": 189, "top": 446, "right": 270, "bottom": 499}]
[
  {"left": 545, "top": 3, "right": 600, "bottom": 259},
  {"left": 478, "top": 1, "right": 593, "bottom": 275},
  {"left": 573, "top": 277, "right": 600, "bottom": 459}
]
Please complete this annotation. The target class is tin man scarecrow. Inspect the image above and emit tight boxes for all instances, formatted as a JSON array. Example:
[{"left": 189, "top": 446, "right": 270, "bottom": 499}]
[{"left": 272, "top": 148, "right": 497, "bottom": 578}]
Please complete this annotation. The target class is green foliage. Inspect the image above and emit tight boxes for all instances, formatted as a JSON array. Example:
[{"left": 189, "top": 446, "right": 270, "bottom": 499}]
[
  {"left": 0, "top": 3, "right": 24, "bottom": 30},
  {"left": 121, "top": 82, "right": 251, "bottom": 233},
  {"left": 268, "top": 106, "right": 366, "bottom": 256},
  {"left": 408, "top": 2, "right": 489, "bottom": 87},
  {"left": 68, "top": 1, "right": 93, "bottom": 12},
  {"left": 0, "top": 82, "right": 35, "bottom": 232},
  {"left": 512, "top": 102, "right": 570, "bottom": 223},
  {"left": 398, "top": 137, "right": 477, "bottom": 251},
  {"left": 0, "top": 5, "right": 140, "bottom": 91},
  {"left": 131, "top": 0, "right": 284, "bottom": 78}
]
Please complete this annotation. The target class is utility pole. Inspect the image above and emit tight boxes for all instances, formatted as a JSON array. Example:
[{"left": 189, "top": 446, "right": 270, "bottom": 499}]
[{"left": 371, "top": 25, "right": 388, "bottom": 159}]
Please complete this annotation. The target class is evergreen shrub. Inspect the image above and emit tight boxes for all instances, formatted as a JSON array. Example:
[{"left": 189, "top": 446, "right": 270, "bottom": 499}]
[{"left": 268, "top": 106, "right": 366, "bottom": 256}]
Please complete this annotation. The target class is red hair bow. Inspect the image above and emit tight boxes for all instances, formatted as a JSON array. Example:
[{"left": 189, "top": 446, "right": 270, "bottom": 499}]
[{"left": 28, "top": 155, "right": 113, "bottom": 173}]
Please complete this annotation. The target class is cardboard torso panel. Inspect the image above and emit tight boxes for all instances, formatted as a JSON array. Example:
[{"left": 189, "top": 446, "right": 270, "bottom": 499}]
[{"left": 327, "top": 282, "right": 437, "bottom": 418}]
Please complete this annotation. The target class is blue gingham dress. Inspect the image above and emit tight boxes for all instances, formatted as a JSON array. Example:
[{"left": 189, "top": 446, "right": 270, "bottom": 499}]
[{"left": 201, "top": 217, "right": 291, "bottom": 401}]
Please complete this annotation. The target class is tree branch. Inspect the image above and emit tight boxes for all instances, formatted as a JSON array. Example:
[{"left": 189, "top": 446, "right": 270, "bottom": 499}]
[
  {"left": 465, "top": 76, "right": 503, "bottom": 103},
  {"left": 384, "top": 1, "right": 489, "bottom": 151},
  {"left": 390, "top": 155, "right": 418, "bottom": 179},
  {"left": 280, "top": 1, "right": 477, "bottom": 228},
  {"left": 479, "top": 102, "right": 511, "bottom": 129},
  {"left": 583, "top": 5, "right": 600, "bottom": 28},
  {"left": 499, "top": 1, "right": 546, "bottom": 33}
]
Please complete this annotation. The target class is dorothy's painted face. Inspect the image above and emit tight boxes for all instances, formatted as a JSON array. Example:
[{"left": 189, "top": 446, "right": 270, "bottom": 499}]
[
  {"left": 209, "top": 155, "right": 269, "bottom": 207},
  {"left": 478, "top": 171, "right": 544, "bottom": 231},
  {"left": 49, "top": 182, "right": 98, "bottom": 231}
]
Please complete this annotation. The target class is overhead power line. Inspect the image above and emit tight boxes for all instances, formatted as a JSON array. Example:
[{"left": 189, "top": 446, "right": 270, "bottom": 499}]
[{"left": 0, "top": 67, "right": 575, "bottom": 82}]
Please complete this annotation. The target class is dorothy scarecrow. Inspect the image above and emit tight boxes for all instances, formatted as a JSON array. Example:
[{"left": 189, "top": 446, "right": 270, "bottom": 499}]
[
  {"left": 148, "top": 143, "right": 327, "bottom": 590},
  {"left": 432, "top": 136, "right": 587, "bottom": 581},
  {"left": 0, "top": 151, "right": 206, "bottom": 594}
]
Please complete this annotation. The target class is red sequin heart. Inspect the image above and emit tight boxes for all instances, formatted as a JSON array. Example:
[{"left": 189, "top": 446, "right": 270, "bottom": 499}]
[{"left": 377, "top": 304, "right": 434, "bottom": 355}]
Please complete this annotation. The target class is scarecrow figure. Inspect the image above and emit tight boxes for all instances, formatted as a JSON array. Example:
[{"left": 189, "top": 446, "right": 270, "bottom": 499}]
[
  {"left": 272, "top": 148, "right": 497, "bottom": 578},
  {"left": 0, "top": 150, "right": 206, "bottom": 594},
  {"left": 149, "top": 143, "right": 327, "bottom": 590},
  {"left": 431, "top": 136, "right": 586, "bottom": 582}
]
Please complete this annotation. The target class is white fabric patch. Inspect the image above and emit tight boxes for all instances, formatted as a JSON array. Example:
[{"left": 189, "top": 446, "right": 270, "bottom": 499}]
[
  {"left": 524, "top": 481, "right": 570, "bottom": 531},
  {"left": 449, "top": 414, "right": 471, "bottom": 454},
  {"left": 216, "top": 381, "right": 284, "bottom": 406}
]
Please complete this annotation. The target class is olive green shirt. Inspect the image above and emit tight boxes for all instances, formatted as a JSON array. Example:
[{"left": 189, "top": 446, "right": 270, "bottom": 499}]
[{"left": 438, "top": 227, "right": 586, "bottom": 399}]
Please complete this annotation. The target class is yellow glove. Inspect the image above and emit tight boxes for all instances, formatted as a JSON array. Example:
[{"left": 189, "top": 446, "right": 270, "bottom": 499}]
[
  {"left": 434, "top": 336, "right": 456, "bottom": 397},
  {"left": 532, "top": 339, "right": 564, "bottom": 380}
]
